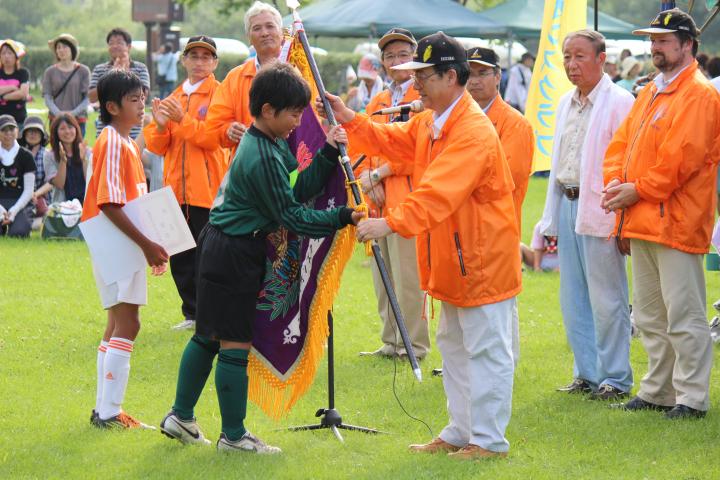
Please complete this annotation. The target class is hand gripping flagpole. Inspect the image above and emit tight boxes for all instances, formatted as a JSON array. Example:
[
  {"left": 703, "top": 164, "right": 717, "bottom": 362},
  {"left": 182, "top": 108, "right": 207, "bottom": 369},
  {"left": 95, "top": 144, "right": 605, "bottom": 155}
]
[{"left": 289, "top": 4, "right": 422, "bottom": 383}]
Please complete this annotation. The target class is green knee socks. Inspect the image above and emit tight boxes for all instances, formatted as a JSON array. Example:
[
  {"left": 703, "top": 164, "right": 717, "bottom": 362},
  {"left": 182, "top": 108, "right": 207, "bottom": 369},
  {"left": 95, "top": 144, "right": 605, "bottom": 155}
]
[
  {"left": 215, "top": 348, "right": 249, "bottom": 441},
  {"left": 172, "top": 335, "right": 219, "bottom": 421}
]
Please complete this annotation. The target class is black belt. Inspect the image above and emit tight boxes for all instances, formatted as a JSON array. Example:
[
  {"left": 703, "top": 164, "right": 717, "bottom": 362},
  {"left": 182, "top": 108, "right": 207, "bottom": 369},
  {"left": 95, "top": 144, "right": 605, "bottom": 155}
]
[{"left": 560, "top": 185, "right": 580, "bottom": 201}]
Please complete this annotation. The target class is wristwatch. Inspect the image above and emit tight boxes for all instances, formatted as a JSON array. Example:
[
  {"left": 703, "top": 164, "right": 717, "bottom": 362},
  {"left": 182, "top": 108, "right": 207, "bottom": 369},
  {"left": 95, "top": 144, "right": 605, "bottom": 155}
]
[{"left": 370, "top": 169, "right": 381, "bottom": 183}]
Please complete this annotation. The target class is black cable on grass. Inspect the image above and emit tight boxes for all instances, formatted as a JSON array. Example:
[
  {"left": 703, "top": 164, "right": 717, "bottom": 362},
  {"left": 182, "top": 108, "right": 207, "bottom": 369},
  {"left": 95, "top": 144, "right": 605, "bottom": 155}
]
[{"left": 388, "top": 304, "right": 434, "bottom": 439}]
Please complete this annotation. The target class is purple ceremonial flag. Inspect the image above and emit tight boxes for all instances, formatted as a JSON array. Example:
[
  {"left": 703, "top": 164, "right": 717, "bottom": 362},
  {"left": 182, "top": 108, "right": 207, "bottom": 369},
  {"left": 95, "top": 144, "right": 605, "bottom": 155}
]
[{"left": 251, "top": 105, "right": 347, "bottom": 378}]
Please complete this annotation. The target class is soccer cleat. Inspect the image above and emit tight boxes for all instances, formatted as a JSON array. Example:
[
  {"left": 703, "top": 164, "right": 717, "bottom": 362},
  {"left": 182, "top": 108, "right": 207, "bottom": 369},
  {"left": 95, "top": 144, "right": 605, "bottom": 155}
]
[
  {"left": 90, "top": 409, "right": 98, "bottom": 425},
  {"left": 160, "top": 411, "right": 211, "bottom": 445},
  {"left": 217, "top": 432, "right": 281, "bottom": 454},
  {"left": 171, "top": 319, "right": 196, "bottom": 331},
  {"left": 710, "top": 317, "right": 720, "bottom": 344},
  {"left": 95, "top": 412, "right": 156, "bottom": 430}
]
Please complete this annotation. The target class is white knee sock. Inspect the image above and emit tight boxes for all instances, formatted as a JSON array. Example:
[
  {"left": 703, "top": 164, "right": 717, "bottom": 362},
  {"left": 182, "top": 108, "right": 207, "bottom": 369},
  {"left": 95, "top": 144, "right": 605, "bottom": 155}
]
[
  {"left": 95, "top": 340, "right": 109, "bottom": 411},
  {"left": 98, "top": 337, "right": 134, "bottom": 420}
]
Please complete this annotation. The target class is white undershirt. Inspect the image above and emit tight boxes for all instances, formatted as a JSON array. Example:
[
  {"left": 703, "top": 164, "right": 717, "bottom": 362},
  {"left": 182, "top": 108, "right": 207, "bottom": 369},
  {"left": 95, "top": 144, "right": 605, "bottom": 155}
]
[
  {"left": 432, "top": 92, "right": 464, "bottom": 139},
  {"left": 182, "top": 78, "right": 203, "bottom": 96}
]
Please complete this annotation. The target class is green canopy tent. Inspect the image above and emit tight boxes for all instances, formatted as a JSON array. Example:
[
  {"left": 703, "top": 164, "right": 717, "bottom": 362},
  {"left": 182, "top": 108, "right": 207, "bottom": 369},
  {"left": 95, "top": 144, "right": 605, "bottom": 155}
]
[
  {"left": 283, "top": 0, "right": 507, "bottom": 38},
  {"left": 481, "top": 0, "right": 640, "bottom": 40}
]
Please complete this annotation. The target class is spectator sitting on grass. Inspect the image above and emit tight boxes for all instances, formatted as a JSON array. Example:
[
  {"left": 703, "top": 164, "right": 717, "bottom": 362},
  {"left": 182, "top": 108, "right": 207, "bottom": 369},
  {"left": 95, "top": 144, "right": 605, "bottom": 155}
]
[
  {"left": 44, "top": 113, "right": 92, "bottom": 204},
  {"left": 521, "top": 220, "right": 559, "bottom": 272},
  {"left": 0, "top": 114, "right": 35, "bottom": 237},
  {"left": 18, "top": 116, "right": 51, "bottom": 225}
]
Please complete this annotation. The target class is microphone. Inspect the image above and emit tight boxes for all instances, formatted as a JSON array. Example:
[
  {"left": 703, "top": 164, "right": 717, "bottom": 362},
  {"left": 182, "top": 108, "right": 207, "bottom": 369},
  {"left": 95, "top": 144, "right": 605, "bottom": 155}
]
[{"left": 371, "top": 100, "right": 424, "bottom": 117}]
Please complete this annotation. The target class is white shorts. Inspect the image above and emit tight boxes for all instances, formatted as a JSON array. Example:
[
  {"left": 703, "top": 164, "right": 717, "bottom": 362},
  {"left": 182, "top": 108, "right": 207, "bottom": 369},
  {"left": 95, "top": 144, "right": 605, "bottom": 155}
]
[{"left": 92, "top": 263, "right": 147, "bottom": 309}]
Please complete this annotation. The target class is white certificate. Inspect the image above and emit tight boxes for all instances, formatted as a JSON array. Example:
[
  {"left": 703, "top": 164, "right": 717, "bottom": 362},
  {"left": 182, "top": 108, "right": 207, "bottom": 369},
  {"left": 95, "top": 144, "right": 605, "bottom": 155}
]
[{"left": 80, "top": 187, "right": 196, "bottom": 285}]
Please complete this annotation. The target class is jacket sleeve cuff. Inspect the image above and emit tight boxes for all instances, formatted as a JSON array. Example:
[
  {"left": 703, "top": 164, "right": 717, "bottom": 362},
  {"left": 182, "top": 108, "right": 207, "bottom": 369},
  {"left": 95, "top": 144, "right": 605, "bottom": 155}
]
[
  {"left": 320, "top": 143, "right": 340, "bottom": 164},
  {"left": 338, "top": 207, "right": 354, "bottom": 226}
]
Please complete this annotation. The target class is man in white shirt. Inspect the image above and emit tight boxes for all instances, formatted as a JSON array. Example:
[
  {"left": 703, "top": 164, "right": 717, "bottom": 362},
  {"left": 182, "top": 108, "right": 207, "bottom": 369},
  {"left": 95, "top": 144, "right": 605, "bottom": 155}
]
[{"left": 504, "top": 52, "right": 534, "bottom": 112}]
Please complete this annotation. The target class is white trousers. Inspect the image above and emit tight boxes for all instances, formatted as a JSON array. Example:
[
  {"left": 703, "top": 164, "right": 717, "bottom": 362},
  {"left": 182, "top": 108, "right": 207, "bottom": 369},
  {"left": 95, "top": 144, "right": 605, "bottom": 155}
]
[{"left": 437, "top": 297, "right": 515, "bottom": 453}]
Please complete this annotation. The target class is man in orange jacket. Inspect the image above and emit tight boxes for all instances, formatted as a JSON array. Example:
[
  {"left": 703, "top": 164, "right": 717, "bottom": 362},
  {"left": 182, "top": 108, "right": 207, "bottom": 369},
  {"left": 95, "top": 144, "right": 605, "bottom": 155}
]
[
  {"left": 320, "top": 32, "right": 520, "bottom": 460},
  {"left": 466, "top": 46, "right": 533, "bottom": 367},
  {"left": 602, "top": 9, "right": 720, "bottom": 419},
  {"left": 144, "top": 36, "right": 230, "bottom": 330},
  {"left": 351, "top": 28, "right": 430, "bottom": 360},
  {"left": 201, "top": 1, "right": 283, "bottom": 153}
]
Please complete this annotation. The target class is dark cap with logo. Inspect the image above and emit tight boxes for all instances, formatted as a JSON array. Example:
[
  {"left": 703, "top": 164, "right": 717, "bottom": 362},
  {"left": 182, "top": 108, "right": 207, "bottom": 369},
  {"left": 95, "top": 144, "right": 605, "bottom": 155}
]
[
  {"left": 378, "top": 27, "right": 417, "bottom": 51},
  {"left": 183, "top": 35, "right": 218, "bottom": 56},
  {"left": 392, "top": 31, "right": 467, "bottom": 71},
  {"left": 633, "top": 8, "right": 699, "bottom": 37},
  {"left": 466, "top": 47, "right": 499, "bottom": 68}
]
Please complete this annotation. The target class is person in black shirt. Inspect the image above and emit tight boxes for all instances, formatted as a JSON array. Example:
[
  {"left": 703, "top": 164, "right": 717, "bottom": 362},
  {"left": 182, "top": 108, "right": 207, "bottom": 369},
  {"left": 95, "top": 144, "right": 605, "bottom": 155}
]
[
  {"left": 0, "top": 40, "right": 30, "bottom": 127},
  {"left": 0, "top": 114, "right": 35, "bottom": 237}
]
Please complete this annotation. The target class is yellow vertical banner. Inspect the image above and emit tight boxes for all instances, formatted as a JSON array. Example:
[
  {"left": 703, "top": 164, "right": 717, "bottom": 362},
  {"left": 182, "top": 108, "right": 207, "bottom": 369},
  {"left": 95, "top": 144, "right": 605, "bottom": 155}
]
[{"left": 526, "top": 0, "right": 587, "bottom": 172}]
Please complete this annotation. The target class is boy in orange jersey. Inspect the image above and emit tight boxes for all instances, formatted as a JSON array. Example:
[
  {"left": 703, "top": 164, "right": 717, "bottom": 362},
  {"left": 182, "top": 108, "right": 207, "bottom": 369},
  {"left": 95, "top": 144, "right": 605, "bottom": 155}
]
[
  {"left": 81, "top": 69, "right": 169, "bottom": 429},
  {"left": 144, "top": 36, "right": 229, "bottom": 331}
]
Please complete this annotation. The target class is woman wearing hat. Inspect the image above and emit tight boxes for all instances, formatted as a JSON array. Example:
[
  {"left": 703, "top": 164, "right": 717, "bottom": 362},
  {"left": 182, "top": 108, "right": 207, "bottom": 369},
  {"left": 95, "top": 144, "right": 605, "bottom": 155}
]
[
  {"left": 0, "top": 39, "right": 30, "bottom": 127},
  {"left": 0, "top": 114, "right": 35, "bottom": 237},
  {"left": 42, "top": 34, "right": 91, "bottom": 137},
  {"left": 18, "top": 116, "right": 51, "bottom": 220},
  {"left": 346, "top": 53, "right": 384, "bottom": 112},
  {"left": 617, "top": 56, "right": 642, "bottom": 93}
]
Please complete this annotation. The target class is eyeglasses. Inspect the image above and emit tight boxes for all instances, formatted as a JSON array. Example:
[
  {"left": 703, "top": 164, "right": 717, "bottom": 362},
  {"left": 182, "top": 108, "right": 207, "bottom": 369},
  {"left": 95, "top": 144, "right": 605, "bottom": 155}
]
[
  {"left": 411, "top": 71, "right": 440, "bottom": 84},
  {"left": 383, "top": 52, "right": 413, "bottom": 62},
  {"left": 469, "top": 70, "right": 497, "bottom": 78}
]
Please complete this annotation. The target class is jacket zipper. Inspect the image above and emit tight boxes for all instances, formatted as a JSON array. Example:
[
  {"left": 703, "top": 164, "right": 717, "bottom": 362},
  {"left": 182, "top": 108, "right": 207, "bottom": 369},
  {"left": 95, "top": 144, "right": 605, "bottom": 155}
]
[
  {"left": 181, "top": 92, "right": 192, "bottom": 208},
  {"left": 426, "top": 234, "right": 431, "bottom": 269},
  {"left": 454, "top": 232, "right": 467, "bottom": 276},
  {"left": 617, "top": 92, "right": 662, "bottom": 239},
  {"left": 659, "top": 202, "right": 664, "bottom": 218}
]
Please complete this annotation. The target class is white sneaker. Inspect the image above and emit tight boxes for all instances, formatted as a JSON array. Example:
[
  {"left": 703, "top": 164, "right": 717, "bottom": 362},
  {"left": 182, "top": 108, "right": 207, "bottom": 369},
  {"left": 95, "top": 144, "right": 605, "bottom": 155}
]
[
  {"left": 160, "top": 411, "right": 211, "bottom": 445},
  {"left": 171, "top": 319, "right": 196, "bottom": 331},
  {"left": 710, "top": 317, "right": 720, "bottom": 344},
  {"left": 217, "top": 432, "right": 281, "bottom": 454}
]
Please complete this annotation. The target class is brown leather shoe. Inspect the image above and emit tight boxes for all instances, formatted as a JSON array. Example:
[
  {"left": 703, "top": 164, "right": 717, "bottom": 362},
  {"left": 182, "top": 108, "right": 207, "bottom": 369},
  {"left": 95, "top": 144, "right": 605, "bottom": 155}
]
[
  {"left": 448, "top": 444, "right": 508, "bottom": 460},
  {"left": 409, "top": 437, "right": 461, "bottom": 454}
]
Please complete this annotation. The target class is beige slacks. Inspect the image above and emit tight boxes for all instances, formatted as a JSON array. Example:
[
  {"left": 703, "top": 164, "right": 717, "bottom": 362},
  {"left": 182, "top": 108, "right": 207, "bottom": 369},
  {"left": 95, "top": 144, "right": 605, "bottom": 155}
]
[
  {"left": 370, "top": 232, "right": 430, "bottom": 357},
  {"left": 631, "top": 239, "right": 713, "bottom": 410}
]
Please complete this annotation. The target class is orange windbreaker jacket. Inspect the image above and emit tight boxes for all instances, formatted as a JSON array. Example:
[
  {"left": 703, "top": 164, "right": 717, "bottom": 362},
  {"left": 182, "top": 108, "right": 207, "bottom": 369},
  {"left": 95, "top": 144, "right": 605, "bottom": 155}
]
[
  {"left": 201, "top": 60, "right": 256, "bottom": 154},
  {"left": 350, "top": 85, "right": 420, "bottom": 216},
  {"left": 603, "top": 62, "right": 720, "bottom": 254},
  {"left": 144, "top": 74, "right": 230, "bottom": 209},
  {"left": 344, "top": 91, "right": 521, "bottom": 307},
  {"left": 485, "top": 96, "right": 534, "bottom": 232}
]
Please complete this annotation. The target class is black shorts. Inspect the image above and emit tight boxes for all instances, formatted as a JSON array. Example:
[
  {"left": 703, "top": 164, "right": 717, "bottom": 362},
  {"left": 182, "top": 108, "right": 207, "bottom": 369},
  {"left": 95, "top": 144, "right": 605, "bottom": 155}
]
[{"left": 195, "top": 224, "right": 266, "bottom": 342}]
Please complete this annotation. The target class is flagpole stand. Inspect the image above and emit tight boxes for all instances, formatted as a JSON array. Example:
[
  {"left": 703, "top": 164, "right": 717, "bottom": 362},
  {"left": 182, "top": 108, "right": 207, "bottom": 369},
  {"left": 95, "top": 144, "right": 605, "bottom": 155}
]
[{"left": 287, "top": 311, "right": 384, "bottom": 442}]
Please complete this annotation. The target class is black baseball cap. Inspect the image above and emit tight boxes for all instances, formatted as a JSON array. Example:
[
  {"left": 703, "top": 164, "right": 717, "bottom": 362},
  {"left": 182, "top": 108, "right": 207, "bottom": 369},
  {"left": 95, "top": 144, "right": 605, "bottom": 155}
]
[
  {"left": 392, "top": 31, "right": 467, "bottom": 71},
  {"left": 466, "top": 47, "right": 499, "bottom": 68},
  {"left": 183, "top": 35, "right": 218, "bottom": 56},
  {"left": 633, "top": 8, "right": 699, "bottom": 37},
  {"left": 378, "top": 27, "right": 417, "bottom": 51}
]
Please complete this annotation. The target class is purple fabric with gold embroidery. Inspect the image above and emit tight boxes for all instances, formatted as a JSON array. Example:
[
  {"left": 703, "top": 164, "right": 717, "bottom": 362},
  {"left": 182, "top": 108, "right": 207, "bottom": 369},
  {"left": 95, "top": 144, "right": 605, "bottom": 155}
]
[{"left": 251, "top": 106, "right": 346, "bottom": 378}]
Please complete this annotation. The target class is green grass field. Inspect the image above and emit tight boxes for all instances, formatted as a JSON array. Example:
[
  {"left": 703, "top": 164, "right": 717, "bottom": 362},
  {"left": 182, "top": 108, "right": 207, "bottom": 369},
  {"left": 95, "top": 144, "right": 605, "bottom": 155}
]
[{"left": 2, "top": 177, "right": 720, "bottom": 479}]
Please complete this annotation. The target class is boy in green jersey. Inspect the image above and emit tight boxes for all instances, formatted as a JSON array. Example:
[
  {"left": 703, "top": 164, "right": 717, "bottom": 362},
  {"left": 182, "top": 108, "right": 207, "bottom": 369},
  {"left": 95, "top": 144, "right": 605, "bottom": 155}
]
[{"left": 160, "top": 62, "right": 363, "bottom": 453}]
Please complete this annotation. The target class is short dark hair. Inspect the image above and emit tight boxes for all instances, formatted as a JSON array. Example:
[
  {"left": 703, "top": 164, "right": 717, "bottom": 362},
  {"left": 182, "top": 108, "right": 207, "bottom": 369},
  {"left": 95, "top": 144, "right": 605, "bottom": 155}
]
[
  {"left": 674, "top": 31, "right": 699, "bottom": 57},
  {"left": 434, "top": 61, "right": 470, "bottom": 87},
  {"left": 56, "top": 38, "right": 78, "bottom": 61},
  {"left": 97, "top": 69, "right": 143, "bottom": 125},
  {"left": 106, "top": 28, "right": 132, "bottom": 45},
  {"left": 249, "top": 63, "right": 311, "bottom": 117},
  {"left": 707, "top": 56, "right": 720, "bottom": 78}
]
